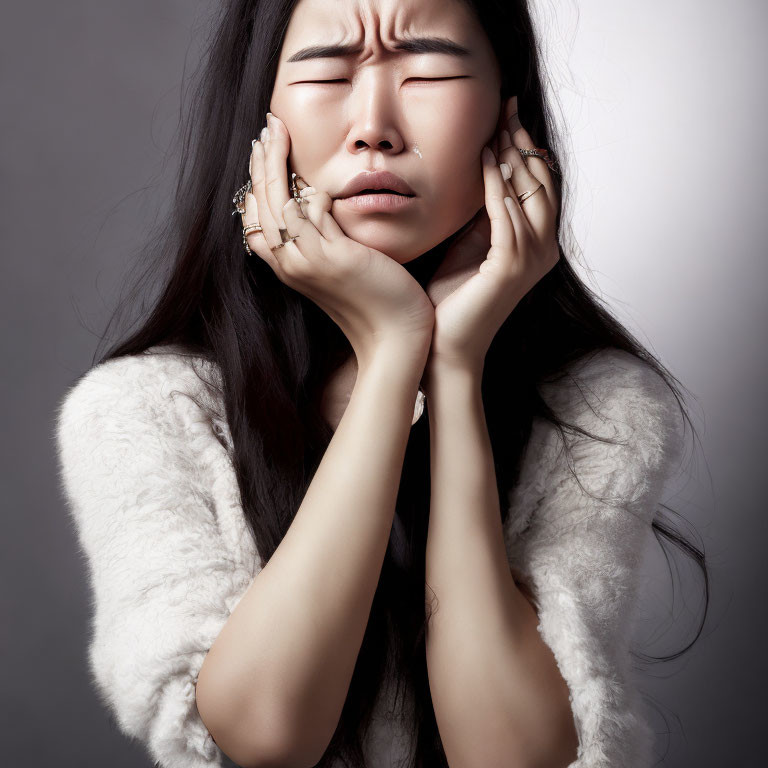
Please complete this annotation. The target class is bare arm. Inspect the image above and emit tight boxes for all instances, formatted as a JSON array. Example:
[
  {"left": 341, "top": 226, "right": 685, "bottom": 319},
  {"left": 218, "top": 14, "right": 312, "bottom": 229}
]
[
  {"left": 423, "top": 360, "right": 578, "bottom": 768},
  {"left": 195, "top": 341, "right": 428, "bottom": 768}
]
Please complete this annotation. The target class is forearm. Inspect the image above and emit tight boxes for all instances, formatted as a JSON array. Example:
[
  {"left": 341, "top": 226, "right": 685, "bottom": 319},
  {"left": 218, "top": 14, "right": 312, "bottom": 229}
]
[
  {"left": 197, "top": 342, "right": 428, "bottom": 768},
  {"left": 423, "top": 361, "right": 577, "bottom": 768}
]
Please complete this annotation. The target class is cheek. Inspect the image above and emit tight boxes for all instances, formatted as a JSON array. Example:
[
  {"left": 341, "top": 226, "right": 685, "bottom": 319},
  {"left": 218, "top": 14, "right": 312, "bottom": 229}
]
[
  {"left": 270, "top": 89, "right": 342, "bottom": 180},
  {"left": 409, "top": 85, "right": 497, "bottom": 209}
]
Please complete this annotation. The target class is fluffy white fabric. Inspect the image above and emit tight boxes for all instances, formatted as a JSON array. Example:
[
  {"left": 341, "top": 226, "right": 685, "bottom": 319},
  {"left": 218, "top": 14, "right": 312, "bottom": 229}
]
[{"left": 54, "top": 344, "right": 685, "bottom": 768}]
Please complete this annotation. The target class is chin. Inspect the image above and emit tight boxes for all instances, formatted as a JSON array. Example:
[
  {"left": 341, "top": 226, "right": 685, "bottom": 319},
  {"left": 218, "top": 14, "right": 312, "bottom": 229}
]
[
  {"left": 332, "top": 216, "right": 436, "bottom": 264},
  {"left": 336, "top": 218, "right": 424, "bottom": 264}
]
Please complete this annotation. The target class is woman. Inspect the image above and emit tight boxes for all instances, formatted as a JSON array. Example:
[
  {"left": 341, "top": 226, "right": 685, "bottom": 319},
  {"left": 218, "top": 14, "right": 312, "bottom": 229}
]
[{"left": 55, "top": 1, "right": 706, "bottom": 767}]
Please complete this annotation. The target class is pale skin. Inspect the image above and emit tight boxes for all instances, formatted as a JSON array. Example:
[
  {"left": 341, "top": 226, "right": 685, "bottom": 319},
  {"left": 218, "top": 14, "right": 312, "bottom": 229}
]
[{"left": 195, "top": 1, "right": 577, "bottom": 767}]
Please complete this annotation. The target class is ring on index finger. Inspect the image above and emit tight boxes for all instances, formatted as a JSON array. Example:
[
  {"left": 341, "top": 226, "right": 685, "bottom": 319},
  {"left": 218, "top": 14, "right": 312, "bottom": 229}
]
[{"left": 270, "top": 226, "right": 300, "bottom": 252}]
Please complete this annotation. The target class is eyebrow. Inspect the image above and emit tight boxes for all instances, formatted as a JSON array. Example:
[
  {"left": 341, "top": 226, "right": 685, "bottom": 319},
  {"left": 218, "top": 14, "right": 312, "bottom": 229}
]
[{"left": 285, "top": 36, "right": 471, "bottom": 63}]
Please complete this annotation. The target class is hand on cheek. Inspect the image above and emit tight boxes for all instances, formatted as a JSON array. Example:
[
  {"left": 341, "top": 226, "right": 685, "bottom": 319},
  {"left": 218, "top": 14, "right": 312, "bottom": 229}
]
[{"left": 423, "top": 94, "right": 560, "bottom": 372}]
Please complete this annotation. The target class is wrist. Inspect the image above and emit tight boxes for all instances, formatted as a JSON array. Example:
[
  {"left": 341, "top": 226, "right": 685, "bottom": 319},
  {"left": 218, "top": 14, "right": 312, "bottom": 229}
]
[
  {"left": 422, "top": 354, "right": 483, "bottom": 398},
  {"left": 358, "top": 339, "right": 429, "bottom": 387}
]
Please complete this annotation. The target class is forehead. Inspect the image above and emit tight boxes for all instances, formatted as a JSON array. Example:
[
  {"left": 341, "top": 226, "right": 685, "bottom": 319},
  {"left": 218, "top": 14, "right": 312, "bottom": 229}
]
[{"left": 282, "top": 0, "right": 480, "bottom": 51}]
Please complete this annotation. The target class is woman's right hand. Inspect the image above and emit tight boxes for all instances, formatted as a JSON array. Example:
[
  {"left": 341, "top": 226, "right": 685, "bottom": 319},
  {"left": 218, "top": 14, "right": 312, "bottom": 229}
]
[{"left": 243, "top": 114, "right": 435, "bottom": 367}]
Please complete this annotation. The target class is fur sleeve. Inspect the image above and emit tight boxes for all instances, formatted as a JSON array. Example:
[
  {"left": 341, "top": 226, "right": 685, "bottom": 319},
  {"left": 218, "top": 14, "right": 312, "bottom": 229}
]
[
  {"left": 54, "top": 352, "right": 259, "bottom": 768},
  {"left": 504, "top": 349, "right": 686, "bottom": 768}
]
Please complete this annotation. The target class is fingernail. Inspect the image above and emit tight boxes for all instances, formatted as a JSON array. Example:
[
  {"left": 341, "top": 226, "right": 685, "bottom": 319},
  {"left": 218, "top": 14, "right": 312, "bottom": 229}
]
[
  {"left": 500, "top": 162, "right": 512, "bottom": 181},
  {"left": 251, "top": 138, "right": 258, "bottom": 148},
  {"left": 482, "top": 146, "right": 495, "bottom": 164},
  {"left": 260, "top": 126, "right": 269, "bottom": 142},
  {"left": 266, "top": 112, "right": 275, "bottom": 132},
  {"left": 299, "top": 186, "right": 316, "bottom": 197}
]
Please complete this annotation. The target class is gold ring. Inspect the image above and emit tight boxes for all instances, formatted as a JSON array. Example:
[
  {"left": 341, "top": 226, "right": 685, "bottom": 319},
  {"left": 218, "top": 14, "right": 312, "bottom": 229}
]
[
  {"left": 517, "top": 183, "right": 545, "bottom": 205},
  {"left": 243, "top": 224, "right": 263, "bottom": 236},
  {"left": 270, "top": 235, "right": 300, "bottom": 252}
]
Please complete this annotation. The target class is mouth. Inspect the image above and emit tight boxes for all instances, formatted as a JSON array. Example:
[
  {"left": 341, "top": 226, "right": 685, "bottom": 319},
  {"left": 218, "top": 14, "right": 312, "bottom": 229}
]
[
  {"left": 337, "top": 170, "right": 416, "bottom": 200},
  {"left": 351, "top": 188, "right": 414, "bottom": 197},
  {"left": 336, "top": 191, "right": 417, "bottom": 213}
]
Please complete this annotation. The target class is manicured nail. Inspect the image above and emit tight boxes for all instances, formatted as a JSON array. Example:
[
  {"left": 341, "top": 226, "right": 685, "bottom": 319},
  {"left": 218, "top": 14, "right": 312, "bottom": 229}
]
[
  {"left": 482, "top": 146, "right": 495, "bottom": 164},
  {"left": 500, "top": 162, "right": 512, "bottom": 181},
  {"left": 260, "top": 126, "right": 269, "bottom": 142},
  {"left": 266, "top": 112, "right": 275, "bottom": 132},
  {"left": 251, "top": 138, "right": 258, "bottom": 148},
  {"left": 299, "top": 186, "right": 316, "bottom": 197}
]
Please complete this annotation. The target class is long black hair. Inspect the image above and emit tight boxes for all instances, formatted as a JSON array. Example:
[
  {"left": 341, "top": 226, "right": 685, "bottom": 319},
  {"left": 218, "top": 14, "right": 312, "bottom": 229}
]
[{"left": 90, "top": 1, "right": 708, "bottom": 765}]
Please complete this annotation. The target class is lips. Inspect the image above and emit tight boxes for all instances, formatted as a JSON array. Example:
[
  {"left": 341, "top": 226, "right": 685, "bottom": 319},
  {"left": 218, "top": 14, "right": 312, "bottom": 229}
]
[
  {"left": 355, "top": 188, "right": 407, "bottom": 195},
  {"left": 337, "top": 170, "right": 415, "bottom": 199}
]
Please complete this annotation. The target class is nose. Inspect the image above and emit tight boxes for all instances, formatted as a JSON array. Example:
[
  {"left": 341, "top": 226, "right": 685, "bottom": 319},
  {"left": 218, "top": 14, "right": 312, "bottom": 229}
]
[{"left": 344, "top": 71, "right": 405, "bottom": 156}]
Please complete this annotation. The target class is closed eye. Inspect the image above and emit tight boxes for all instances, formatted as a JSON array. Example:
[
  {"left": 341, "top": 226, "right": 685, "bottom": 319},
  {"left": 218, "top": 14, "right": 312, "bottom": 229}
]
[
  {"left": 405, "top": 76, "right": 469, "bottom": 83},
  {"left": 300, "top": 76, "right": 469, "bottom": 84}
]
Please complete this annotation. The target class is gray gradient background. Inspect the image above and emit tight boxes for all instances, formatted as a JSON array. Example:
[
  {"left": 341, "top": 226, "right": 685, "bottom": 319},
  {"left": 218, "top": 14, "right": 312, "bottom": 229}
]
[{"left": 2, "top": 0, "right": 764, "bottom": 765}]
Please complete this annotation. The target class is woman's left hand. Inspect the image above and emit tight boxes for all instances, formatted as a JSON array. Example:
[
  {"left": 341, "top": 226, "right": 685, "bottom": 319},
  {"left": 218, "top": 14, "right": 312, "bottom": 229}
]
[{"left": 424, "top": 95, "right": 561, "bottom": 373}]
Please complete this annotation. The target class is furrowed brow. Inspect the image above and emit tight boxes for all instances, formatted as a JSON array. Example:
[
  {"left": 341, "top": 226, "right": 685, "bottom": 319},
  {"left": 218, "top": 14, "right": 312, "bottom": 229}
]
[{"left": 285, "top": 36, "right": 471, "bottom": 63}]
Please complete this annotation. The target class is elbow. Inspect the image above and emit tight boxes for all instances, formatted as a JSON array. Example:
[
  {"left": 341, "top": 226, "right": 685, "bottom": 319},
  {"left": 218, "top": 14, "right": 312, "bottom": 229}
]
[
  {"left": 509, "top": 704, "right": 579, "bottom": 768},
  {"left": 551, "top": 706, "right": 580, "bottom": 768},
  {"left": 228, "top": 747, "right": 308, "bottom": 768},
  {"left": 195, "top": 677, "right": 319, "bottom": 768},
  {"left": 527, "top": 716, "right": 579, "bottom": 768},
  {"left": 196, "top": 710, "right": 301, "bottom": 768},
  {"left": 220, "top": 738, "right": 322, "bottom": 768}
]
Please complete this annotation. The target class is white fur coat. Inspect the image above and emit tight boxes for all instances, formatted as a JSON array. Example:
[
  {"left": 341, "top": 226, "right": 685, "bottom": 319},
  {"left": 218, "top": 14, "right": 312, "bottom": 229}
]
[{"left": 54, "top": 344, "right": 685, "bottom": 768}]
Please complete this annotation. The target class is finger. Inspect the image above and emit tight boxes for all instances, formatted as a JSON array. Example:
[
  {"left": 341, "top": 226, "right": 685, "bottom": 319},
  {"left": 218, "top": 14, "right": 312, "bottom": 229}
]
[
  {"left": 302, "top": 189, "right": 346, "bottom": 243},
  {"left": 481, "top": 146, "right": 518, "bottom": 258},
  {"left": 280, "top": 195, "right": 325, "bottom": 262},
  {"left": 503, "top": 96, "right": 558, "bottom": 212},
  {"left": 250, "top": 139, "right": 281, "bottom": 253},
  {"left": 242, "top": 190, "right": 281, "bottom": 271},
  {"left": 496, "top": 137, "right": 519, "bottom": 208},
  {"left": 263, "top": 113, "right": 292, "bottom": 231},
  {"left": 499, "top": 126, "right": 551, "bottom": 237}
]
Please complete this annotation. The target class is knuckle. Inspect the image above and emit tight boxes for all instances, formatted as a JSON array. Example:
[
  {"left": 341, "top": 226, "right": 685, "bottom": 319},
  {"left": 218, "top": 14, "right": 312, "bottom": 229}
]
[
  {"left": 512, "top": 166, "right": 529, "bottom": 181},
  {"left": 279, "top": 257, "right": 298, "bottom": 279},
  {"left": 250, "top": 164, "right": 265, "bottom": 184},
  {"left": 281, "top": 252, "right": 307, "bottom": 278}
]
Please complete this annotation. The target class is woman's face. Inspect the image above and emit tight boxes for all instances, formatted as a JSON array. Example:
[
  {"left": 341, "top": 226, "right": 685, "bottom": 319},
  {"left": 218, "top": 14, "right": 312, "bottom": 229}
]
[{"left": 269, "top": 0, "right": 503, "bottom": 264}]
